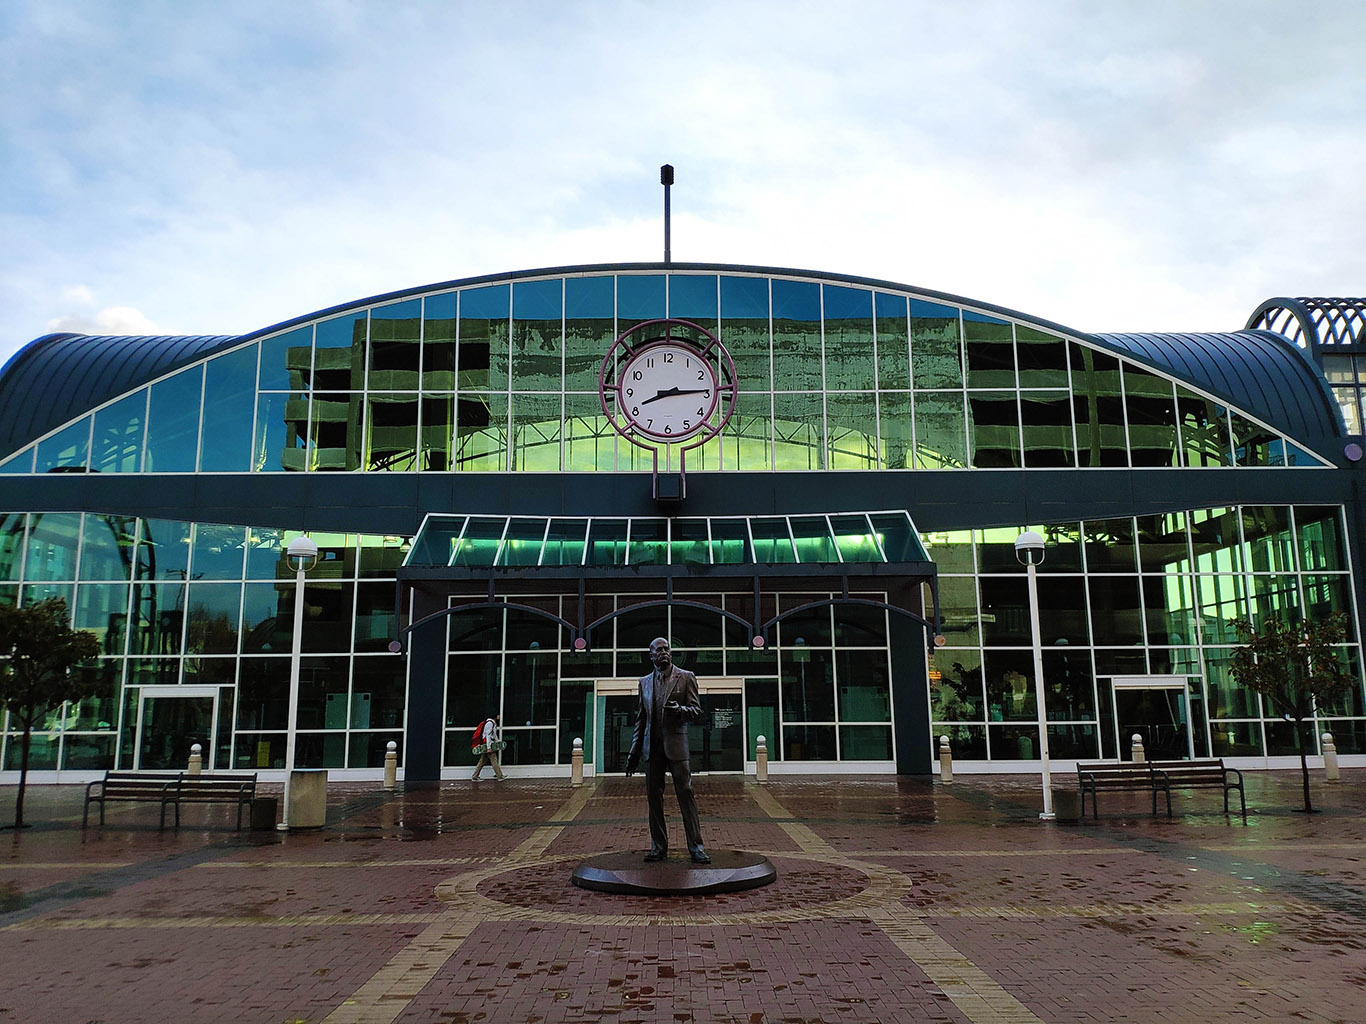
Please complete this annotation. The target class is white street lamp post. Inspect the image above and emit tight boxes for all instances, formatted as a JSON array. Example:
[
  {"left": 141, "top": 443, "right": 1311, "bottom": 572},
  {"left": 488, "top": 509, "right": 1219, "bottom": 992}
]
[
  {"left": 1015, "top": 530, "right": 1054, "bottom": 820},
  {"left": 278, "top": 536, "right": 318, "bottom": 831}
]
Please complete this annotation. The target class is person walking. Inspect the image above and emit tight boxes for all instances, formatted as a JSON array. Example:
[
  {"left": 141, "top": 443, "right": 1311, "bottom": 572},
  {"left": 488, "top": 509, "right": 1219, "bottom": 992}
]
[{"left": 471, "top": 714, "right": 506, "bottom": 780}]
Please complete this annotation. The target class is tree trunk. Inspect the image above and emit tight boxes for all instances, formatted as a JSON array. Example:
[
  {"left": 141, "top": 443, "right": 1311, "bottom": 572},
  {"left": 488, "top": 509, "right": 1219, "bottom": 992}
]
[
  {"left": 1297, "top": 717, "right": 1315, "bottom": 814},
  {"left": 15, "top": 717, "right": 32, "bottom": 829}
]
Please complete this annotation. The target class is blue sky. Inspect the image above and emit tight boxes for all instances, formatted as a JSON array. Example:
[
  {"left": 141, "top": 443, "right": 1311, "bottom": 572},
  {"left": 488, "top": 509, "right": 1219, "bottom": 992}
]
[{"left": 3, "top": 0, "right": 1364, "bottom": 367}]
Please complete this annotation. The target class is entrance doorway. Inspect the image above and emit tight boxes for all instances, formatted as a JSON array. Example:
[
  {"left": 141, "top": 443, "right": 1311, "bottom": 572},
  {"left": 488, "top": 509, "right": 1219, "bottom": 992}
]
[
  {"left": 1111, "top": 677, "right": 1193, "bottom": 761},
  {"left": 135, "top": 686, "right": 218, "bottom": 770},
  {"left": 593, "top": 678, "right": 745, "bottom": 774}
]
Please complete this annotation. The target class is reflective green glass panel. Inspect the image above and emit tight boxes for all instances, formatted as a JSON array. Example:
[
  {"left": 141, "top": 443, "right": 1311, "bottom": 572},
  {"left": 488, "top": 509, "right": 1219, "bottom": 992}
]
[
  {"left": 91, "top": 390, "right": 146, "bottom": 474},
  {"left": 1247, "top": 574, "right": 1299, "bottom": 630},
  {"left": 357, "top": 534, "right": 409, "bottom": 579},
  {"left": 454, "top": 393, "right": 507, "bottom": 471},
  {"left": 910, "top": 300, "right": 962, "bottom": 388},
  {"left": 720, "top": 276, "right": 771, "bottom": 389},
  {"left": 0, "top": 514, "right": 25, "bottom": 581},
  {"left": 826, "top": 392, "right": 877, "bottom": 469},
  {"left": 1123, "top": 365, "right": 1179, "bottom": 466},
  {"left": 191, "top": 523, "right": 247, "bottom": 580},
  {"left": 669, "top": 275, "right": 718, "bottom": 331},
  {"left": 459, "top": 284, "right": 510, "bottom": 391},
  {"left": 1205, "top": 648, "right": 1260, "bottom": 720},
  {"left": 1195, "top": 574, "right": 1246, "bottom": 644},
  {"left": 1296, "top": 506, "right": 1345, "bottom": 571},
  {"left": 617, "top": 275, "right": 665, "bottom": 329},
  {"left": 144, "top": 367, "right": 202, "bottom": 473},
  {"left": 79, "top": 514, "right": 136, "bottom": 581},
  {"left": 627, "top": 519, "right": 668, "bottom": 566},
  {"left": 1020, "top": 391, "right": 1075, "bottom": 467},
  {"left": 1143, "top": 573, "right": 1196, "bottom": 645},
  {"left": 963, "top": 312, "right": 1014, "bottom": 389},
  {"left": 0, "top": 447, "right": 34, "bottom": 473},
  {"left": 830, "top": 515, "right": 881, "bottom": 563},
  {"left": 253, "top": 393, "right": 309, "bottom": 471},
  {"left": 368, "top": 299, "right": 421, "bottom": 390},
  {"left": 73, "top": 583, "right": 128, "bottom": 656},
  {"left": 129, "top": 580, "right": 186, "bottom": 655},
  {"left": 23, "top": 512, "right": 82, "bottom": 581},
  {"left": 782, "top": 647, "right": 834, "bottom": 720},
  {"left": 913, "top": 391, "right": 967, "bottom": 468},
  {"left": 822, "top": 285, "right": 874, "bottom": 391},
  {"left": 700, "top": 401, "right": 771, "bottom": 471},
  {"left": 200, "top": 346, "right": 256, "bottom": 472},
  {"left": 304, "top": 392, "right": 359, "bottom": 471},
  {"left": 543, "top": 519, "right": 587, "bottom": 566},
  {"left": 791, "top": 516, "right": 837, "bottom": 563},
  {"left": 1189, "top": 507, "right": 1239, "bottom": 573},
  {"left": 1070, "top": 344, "right": 1127, "bottom": 467},
  {"left": 773, "top": 393, "right": 824, "bottom": 470},
  {"left": 511, "top": 394, "right": 561, "bottom": 471},
  {"left": 669, "top": 519, "right": 711, "bottom": 565},
  {"left": 771, "top": 280, "right": 821, "bottom": 390},
  {"left": 564, "top": 276, "right": 614, "bottom": 392},
  {"left": 20, "top": 581, "right": 73, "bottom": 607},
  {"left": 364, "top": 393, "right": 416, "bottom": 471},
  {"left": 35, "top": 417, "right": 91, "bottom": 473},
  {"left": 935, "top": 576, "right": 979, "bottom": 646},
  {"left": 875, "top": 292, "right": 909, "bottom": 390},
  {"left": 1304, "top": 575, "right": 1353, "bottom": 631},
  {"left": 1229, "top": 411, "right": 1279, "bottom": 466},
  {"left": 878, "top": 391, "right": 911, "bottom": 469},
  {"left": 1175, "top": 387, "right": 1232, "bottom": 466},
  {"left": 1240, "top": 506, "right": 1293, "bottom": 572},
  {"left": 563, "top": 393, "right": 615, "bottom": 471},
  {"left": 871, "top": 514, "right": 924, "bottom": 562},
  {"left": 709, "top": 519, "right": 749, "bottom": 564},
  {"left": 136, "top": 519, "right": 191, "bottom": 580},
  {"left": 313, "top": 312, "right": 366, "bottom": 391},
  {"left": 258, "top": 327, "right": 311, "bottom": 391},
  {"left": 749, "top": 518, "right": 795, "bottom": 564},
  {"left": 496, "top": 520, "right": 547, "bottom": 567},
  {"left": 512, "top": 279, "right": 563, "bottom": 392},
  {"left": 1083, "top": 517, "right": 1137, "bottom": 572},
  {"left": 419, "top": 394, "right": 454, "bottom": 471},
  {"left": 452, "top": 517, "right": 505, "bottom": 567},
  {"left": 421, "top": 292, "right": 457, "bottom": 391},
  {"left": 587, "top": 520, "right": 628, "bottom": 566},
  {"left": 406, "top": 517, "right": 464, "bottom": 568},
  {"left": 1014, "top": 325, "right": 1069, "bottom": 388},
  {"left": 1137, "top": 512, "right": 1189, "bottom": 573},
  {"left": 968, "top": 391, "right": 1020, "bottom": 467}
]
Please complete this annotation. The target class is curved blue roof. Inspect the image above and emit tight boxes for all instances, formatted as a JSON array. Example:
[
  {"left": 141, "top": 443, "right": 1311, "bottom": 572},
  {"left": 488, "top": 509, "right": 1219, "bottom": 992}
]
[
  {"left": 0, "top": 332, "right": 239, "bottom": 457},
  {"left": 1094, "top": 329, "right": 1344, "bottom": 444}
]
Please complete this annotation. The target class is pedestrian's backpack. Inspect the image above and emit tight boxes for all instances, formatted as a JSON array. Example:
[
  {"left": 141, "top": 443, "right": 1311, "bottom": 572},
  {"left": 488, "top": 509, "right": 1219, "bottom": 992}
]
[{"left": 471, "top": 720, "right": 486, "bottom": 749}]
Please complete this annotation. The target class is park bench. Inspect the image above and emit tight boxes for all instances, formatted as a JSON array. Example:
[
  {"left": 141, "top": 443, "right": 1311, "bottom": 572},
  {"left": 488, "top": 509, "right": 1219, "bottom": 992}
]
[
  {"left": 1076, "top": 762, "right": 1165, "bottom": 819},
  {"left": 1148, "top": 759, "right": 1247, "bottom": 821},
  {"left": 83, "top": 771, "right": 258, "bottom": 830}
]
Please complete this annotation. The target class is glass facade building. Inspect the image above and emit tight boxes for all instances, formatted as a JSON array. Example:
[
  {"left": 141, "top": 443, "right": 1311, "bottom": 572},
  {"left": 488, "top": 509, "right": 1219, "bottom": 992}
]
[{"left": 1, "top": 264, "right": 1363, "bottom": 779}]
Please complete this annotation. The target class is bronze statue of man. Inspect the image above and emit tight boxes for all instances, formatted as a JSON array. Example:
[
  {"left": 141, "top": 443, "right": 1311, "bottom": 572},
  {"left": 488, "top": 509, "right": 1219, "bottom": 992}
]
[{"left": 625, "top": 637, "right": 710, "bottom": 863}]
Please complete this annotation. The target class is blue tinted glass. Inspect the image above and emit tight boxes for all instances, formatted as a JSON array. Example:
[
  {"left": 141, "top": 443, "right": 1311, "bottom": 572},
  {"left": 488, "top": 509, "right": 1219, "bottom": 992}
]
[
  {"left": 513, "top": 279, "right": 562, "bottom": 320},
  {"left": 0, "top": 447, "right": 35, "bottom": 474},
  {"left": 617, "top": 276, "right": 666, "bottom": 320},
  {"left": 35, "top": 418, "right": 91, "bottom": 473},
  {"left": 721, "top": 276, "right": 769, "bottom": 318},
  {"left": 91, "top": 391, "right": 147, "bottom": 474},
  {"left": 425, "top": 292, "right": 457, "bottom": 319},
  {"left": 909, "top": 299, "right": 958, "bottom": 319},
  {"left": 191, "top": 523, "right": 247, "bottom": 579},
  {"left": 461, "top": 284, "right": 509, "bottom": 319},
  {"left": 0, "top": 514, "right": 25, "bottom": 581},
  {"left": 875, "top": 292, "right": 908, "bottom": 318},
  {"left": 669, "top": 275, "right": 718, "bottom": 320},
  {"left": 24, "top": 512, "right": 83, "bottom": 581},
  {"left": 823, "top": 285, "right": 872, "bottom": 320},
  {"left": 772, "top": 280, "right": 820, "bottom": 321},
  {"left": 145, "top": 367, "right": 202, "bottom": 472},
  {"left": 137, "top": 519, "right": 192, "bottom": 579},
  {"left": 315, "top": 312, "right": 366, "bottom": 350},
  {"left": 372, "top": 298, "right": 420, "bottom": 322},
  {"left": 259, "top": 327, "right": 310, "bottom": 390},
  {"left": 201, "top": 346, "right": 256, "bottom": 472},
  {"left": 962, "top": 309, "right": 1009, "bottom": 326},
  {"left": 565, "top": 275, "right": 613, "bottom": 318},
  {"left": 253, "top": 393, "right": 309, "bottom": 471}
]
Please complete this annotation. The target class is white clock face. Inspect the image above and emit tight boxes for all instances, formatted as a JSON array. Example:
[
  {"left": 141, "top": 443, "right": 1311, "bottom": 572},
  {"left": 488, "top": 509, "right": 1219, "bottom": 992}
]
[{"left": 619, "top": 342, "right": 719, "bottom": 441}]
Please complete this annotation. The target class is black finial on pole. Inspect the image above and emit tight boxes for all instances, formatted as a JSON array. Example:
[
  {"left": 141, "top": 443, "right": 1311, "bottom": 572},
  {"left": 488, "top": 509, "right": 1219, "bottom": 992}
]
[{"left": 660, "top": 164, "right": 674, "bottom": 265}]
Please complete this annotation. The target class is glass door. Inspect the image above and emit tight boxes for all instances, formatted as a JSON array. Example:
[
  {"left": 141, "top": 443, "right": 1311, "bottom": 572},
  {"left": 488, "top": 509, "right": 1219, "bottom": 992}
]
[
  {"left": 135, "top": 686, "right": 218, "bottom": 770},
  {"left": 1112, "top": 680, "right": 1193, "bottom": 760}
]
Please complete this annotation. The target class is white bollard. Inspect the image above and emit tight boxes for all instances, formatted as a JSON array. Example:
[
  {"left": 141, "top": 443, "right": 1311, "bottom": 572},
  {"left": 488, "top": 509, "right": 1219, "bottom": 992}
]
[
  {"left": 383, "top": 740, "right": 397, "bottom": 791},
  {"left": 1323, "top": 732, "right": 1340, "bottom": 783},
  {"left": 1131, "top": 733, "right": 1145, "bottom": 763},
  {"left": 755, "top": 735, "right": 769, "bottom": 784},
  {"left": 939, "top": 735, "right": 953, "bottom": 784},
  {"left": 187, "top": 743, "right": 203, "bottom": 776},
  {"left": 571, "top": 737, "right": 584, "bottom": 787}
]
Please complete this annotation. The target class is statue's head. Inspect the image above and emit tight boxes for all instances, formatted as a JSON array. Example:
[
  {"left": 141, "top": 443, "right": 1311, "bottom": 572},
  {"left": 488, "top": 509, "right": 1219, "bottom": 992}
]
[{"left": 649, "top": 636, "right": 672, "bottom": 672}]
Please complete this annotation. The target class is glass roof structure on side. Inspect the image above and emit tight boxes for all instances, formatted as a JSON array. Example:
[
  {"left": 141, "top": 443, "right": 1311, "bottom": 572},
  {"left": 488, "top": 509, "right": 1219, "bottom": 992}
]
[{"left": 403, "top": 511, "right": 928, "bottom": 568}]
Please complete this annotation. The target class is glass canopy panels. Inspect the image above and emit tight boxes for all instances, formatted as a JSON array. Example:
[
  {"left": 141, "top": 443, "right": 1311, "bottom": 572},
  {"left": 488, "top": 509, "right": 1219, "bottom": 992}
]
[{"left": 402, "top": 511, "right": 928, "bottom": 569}]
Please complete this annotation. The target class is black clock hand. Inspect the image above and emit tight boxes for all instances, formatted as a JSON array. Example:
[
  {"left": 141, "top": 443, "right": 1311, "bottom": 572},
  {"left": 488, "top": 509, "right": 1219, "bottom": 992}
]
[{"left": 640, "top": 387, "right": 709, "bottom": 406}]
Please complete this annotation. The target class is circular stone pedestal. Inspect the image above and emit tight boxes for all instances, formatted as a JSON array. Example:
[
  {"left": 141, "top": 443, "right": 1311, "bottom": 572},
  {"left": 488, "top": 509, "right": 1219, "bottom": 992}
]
[{"left": 571, "top": 850, "right": 777, "bottom": 895}]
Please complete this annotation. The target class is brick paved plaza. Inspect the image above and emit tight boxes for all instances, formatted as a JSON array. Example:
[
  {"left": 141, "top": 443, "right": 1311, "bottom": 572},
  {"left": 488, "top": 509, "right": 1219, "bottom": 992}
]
[{"left": 1, "top": 770, "right": 1363, "bottom": 1024}]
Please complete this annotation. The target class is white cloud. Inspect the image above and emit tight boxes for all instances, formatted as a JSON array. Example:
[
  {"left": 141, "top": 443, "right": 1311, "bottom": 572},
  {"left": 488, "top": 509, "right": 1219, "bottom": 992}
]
[{"left": 46, "top": 305, "right": 160, "bottom": 336}]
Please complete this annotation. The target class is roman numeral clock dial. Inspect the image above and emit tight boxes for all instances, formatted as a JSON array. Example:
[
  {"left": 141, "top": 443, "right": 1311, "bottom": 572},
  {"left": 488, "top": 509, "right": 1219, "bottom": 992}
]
[{"left": 599, "top": 318, "right": 737, "bottom": 451}]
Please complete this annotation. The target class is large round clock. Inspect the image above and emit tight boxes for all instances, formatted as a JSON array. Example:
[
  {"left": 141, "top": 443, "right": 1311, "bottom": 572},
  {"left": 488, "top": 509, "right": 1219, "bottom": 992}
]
[{"left": 599, "top": 319, "right": 737, "bottom": 448}]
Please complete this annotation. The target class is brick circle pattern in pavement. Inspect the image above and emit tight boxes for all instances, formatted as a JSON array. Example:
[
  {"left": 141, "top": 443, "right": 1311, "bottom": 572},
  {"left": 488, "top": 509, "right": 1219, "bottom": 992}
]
[{"left": 440, "top": 850, "right": 914, "bottom": 926}]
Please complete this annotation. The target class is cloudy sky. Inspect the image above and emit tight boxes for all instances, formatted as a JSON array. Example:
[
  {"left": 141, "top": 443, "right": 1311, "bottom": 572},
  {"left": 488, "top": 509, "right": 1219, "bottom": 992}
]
[{"left": 2, "top": 1, "right": 1364, "bottom": 367}]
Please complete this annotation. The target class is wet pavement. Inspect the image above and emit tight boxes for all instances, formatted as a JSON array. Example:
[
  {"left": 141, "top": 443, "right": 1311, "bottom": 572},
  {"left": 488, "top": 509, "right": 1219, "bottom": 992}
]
[{"left": 1, "top": 769, "right": 1363, "bottom": 1023}]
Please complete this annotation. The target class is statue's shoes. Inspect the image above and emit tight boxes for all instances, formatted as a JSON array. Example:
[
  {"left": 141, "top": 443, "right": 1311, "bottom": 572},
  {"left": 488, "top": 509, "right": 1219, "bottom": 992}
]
[
  {"left": 689, "top": 848, "right": 711, "bottom": 864},
  {"left": 644, "top": 848, "right": 667, "bottom": 862}
]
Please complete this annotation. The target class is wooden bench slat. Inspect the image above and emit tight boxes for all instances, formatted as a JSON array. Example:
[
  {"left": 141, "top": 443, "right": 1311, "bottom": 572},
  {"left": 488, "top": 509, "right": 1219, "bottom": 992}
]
[{"left": 84, "top": 771, "right": 259, "bottom": 830}]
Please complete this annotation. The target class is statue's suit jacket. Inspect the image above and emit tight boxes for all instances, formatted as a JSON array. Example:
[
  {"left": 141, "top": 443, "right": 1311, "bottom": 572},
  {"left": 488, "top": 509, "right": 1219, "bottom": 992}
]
[{"left": 629, "top": 666, "right": 701, "bottom": 763}]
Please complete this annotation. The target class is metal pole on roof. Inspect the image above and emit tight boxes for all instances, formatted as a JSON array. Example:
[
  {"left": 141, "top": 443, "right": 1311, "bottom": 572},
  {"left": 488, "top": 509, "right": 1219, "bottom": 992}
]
[{"left": 661, "top": 164, "right": 674, "bottom": 265}]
